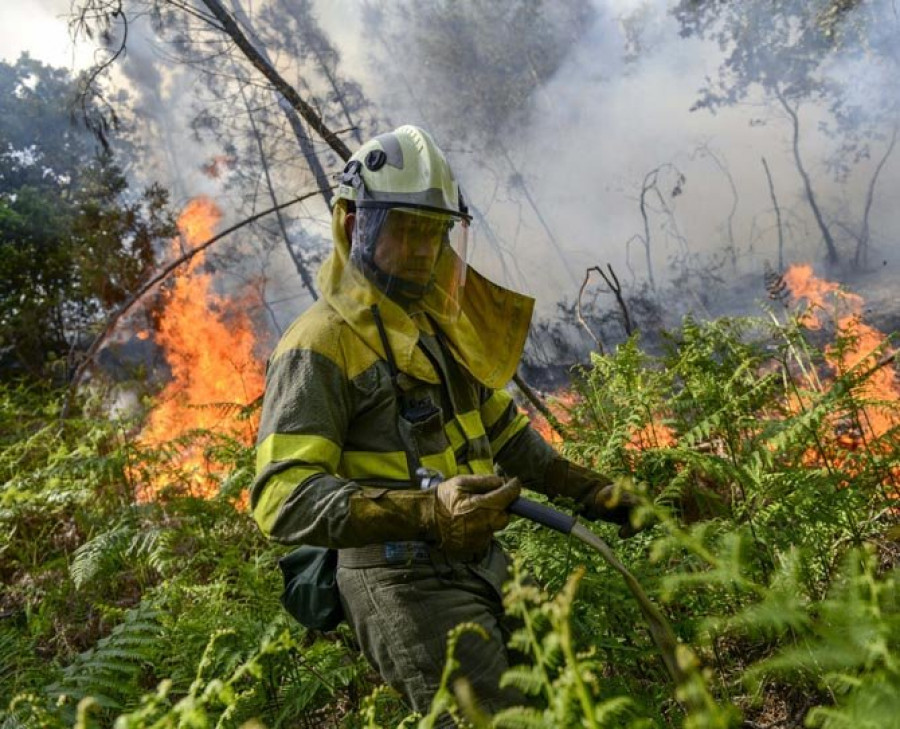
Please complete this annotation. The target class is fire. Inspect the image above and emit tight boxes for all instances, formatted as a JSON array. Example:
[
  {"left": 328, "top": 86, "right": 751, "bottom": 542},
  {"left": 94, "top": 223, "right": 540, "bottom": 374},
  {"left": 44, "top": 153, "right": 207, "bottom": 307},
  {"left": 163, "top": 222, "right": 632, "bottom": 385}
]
[
  {"left": 627, "top": 420, "right": 677, "bottom": 451},
  {"left": 133, "top": 197, "right": 265, "bottom": 505},
  {"left": 782, "top": 264, "right": 899, "bottom": 488},
  {"left": 528, "top": 389, "right": 579, "bottom": 446},
  {"left": 526, "top": 388, "right": 677, "bottom": 453},
  {"left": 519, "top": 265, "right": 896, "bottom": 506}
]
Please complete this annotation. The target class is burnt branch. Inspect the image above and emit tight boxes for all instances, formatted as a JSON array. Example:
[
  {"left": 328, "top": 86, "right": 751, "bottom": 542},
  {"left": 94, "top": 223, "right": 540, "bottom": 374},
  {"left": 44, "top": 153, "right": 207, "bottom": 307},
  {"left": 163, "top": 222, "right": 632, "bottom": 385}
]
[
  {"left": 576, "top": 268, "right": 604, "bottom": 353},
  {"left": 775, "top": 85, "right": 839, "bottom": 265},
  {"left": 856, "top": 122, "right": 898, "bottom": 268},
  {"left": 576, "top": 263, "right": 635, "bottom": 354},
  {"left": 595, "top": 263, "right": 634, "bottom": 337}
]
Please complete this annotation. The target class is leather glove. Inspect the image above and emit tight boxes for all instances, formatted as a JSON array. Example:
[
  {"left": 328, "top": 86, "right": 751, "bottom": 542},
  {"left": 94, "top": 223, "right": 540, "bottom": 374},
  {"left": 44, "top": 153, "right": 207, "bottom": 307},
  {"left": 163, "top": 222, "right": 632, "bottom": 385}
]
[
  {"left": 345, "top": 474, "right": 520, "bottom": 555},
  {"left": 546, "top": 458, "right": 646, "bottom": 538},
  {"left": 432, "top": 474, "right": 521, "bottom": 556}
]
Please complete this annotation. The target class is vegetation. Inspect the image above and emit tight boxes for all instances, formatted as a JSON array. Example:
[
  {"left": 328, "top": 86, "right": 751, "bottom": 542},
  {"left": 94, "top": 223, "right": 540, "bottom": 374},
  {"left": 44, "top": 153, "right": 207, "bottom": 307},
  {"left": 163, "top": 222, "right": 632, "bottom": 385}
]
[
  {"left": 0, "top": 56, "right": 176, "bottom": 384},
  {"left": 2, "top": 285, "right": 897, "bottom": 727}
]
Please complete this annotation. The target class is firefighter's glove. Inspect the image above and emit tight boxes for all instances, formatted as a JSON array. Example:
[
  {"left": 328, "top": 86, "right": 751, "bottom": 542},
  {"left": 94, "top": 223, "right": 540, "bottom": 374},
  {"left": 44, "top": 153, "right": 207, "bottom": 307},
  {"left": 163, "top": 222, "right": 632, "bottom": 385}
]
[
  {"left": 432, "top": 474, "right": 521, "bottom": 557},
  {"left": 584, "top": 478, "right": 645, "bottom": 538},
  {"left": 547, "top": 458, "right": 647, "bottom": 538}
]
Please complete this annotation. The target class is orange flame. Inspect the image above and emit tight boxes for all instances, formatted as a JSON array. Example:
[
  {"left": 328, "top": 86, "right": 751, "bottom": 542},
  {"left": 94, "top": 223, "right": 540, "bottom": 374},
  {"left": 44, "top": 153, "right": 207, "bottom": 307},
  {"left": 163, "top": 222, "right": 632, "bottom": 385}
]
[
  {"left": 783, "top": 264, "right": 899, "bottom": 490},
  {"left": 527, "top": 389, "right": 579, "bottom": 447},
  {"left": 134, "top": 197, "right": 265, "bottom": 505},
  {"left": 627, "top": 420, "right": 677, "bottom": 451}
]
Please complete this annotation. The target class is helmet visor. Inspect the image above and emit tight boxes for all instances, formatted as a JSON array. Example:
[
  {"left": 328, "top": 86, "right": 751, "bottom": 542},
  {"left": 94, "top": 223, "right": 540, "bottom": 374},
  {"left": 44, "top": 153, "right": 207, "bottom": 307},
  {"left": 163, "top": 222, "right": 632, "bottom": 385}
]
[{"left": 348, "top": 206, "right": 469, "bottom": 321}]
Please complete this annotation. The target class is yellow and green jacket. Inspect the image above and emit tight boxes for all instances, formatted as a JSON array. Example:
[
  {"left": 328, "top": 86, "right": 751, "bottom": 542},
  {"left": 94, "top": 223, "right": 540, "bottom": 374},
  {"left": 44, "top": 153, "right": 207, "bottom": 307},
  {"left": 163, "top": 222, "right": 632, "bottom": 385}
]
[{"left": 250, "top": 201, "right": 560, "bottom": 547}]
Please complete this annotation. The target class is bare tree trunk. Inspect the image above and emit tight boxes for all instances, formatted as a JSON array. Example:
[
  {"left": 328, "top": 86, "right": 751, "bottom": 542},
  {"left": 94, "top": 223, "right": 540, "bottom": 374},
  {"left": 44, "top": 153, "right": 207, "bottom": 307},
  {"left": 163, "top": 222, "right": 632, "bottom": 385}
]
[
  {"left": 277, "top": 97, "right": 335, "bottom": 207},
  {"left": 856, "top": 123, "right": 898, "bottom": 268},
  {"left": 761, "top": 156, "right": 785, "bottom": 271},
  {"left": 775, "top": 86, "right": 839, "bottom": 265},
  {"left": 199, "top": 0, "right": 352, "bottom": 162},
  {"left": 698, "top": 144, "right": 738, "bottom": 269},
  {"left": 238, "top": 79, "right": 318, "bottom": 300},
  {"left": 228, "top": 0, "right": 336, "bottom": 207},
  {"left": 307, "top": 44, "right": 364, "bottom": 146}
]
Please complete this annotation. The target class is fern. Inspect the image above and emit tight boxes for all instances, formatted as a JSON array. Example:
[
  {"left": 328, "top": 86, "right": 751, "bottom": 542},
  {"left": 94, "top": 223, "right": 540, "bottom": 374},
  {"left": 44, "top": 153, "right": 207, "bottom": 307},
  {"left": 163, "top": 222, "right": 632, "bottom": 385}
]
[{"left": 43, "top": 602, "right": 163, "bottom": 717}]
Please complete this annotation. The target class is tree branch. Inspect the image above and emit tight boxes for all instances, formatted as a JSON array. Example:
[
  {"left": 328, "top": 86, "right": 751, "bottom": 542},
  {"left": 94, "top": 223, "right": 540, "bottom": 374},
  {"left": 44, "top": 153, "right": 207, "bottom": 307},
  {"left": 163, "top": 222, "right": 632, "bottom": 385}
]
[
  {"left": 198, "top": 0, "right": 352, "bottom": 162},
  {"left": 761, "top": 156, "right": 785, "bottom": 271},
  {"left": 856, "top": 123, "right": 898, "bottom": 268},
  {"left": 512, "top": 372, "right": 567, "bottom": 440},
  {"left": 775, "top": 85, "right": 839, "bottom": 265}
]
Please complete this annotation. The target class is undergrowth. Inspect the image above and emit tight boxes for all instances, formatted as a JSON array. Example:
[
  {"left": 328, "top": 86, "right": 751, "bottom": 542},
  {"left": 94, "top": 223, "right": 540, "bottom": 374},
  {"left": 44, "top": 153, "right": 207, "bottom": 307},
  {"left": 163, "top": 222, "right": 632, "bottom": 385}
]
[{"left": 1, "top": 303, "right": 898, "bottom": 727}]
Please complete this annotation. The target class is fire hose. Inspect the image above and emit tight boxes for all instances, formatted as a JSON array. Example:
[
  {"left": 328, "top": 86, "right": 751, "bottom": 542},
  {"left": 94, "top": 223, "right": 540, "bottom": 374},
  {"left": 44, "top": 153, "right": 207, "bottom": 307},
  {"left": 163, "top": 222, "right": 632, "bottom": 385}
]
[{"left": 415, "top": 468, "right": 692, "bottom": 691}]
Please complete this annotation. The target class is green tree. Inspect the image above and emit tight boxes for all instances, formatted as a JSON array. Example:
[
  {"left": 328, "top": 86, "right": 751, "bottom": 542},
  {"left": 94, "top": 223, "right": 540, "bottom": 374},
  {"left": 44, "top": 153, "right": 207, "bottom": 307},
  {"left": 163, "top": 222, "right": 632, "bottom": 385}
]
[{"left": 0, "top": 54, "right": 176, "bottom": 383}]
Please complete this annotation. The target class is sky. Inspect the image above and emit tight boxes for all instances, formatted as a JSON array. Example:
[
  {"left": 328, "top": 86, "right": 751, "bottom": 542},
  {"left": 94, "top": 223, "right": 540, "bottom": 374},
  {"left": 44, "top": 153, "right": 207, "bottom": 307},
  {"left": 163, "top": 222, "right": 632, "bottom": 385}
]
[{"left": 0, "top": 0, "right": 96, "bottom": 69}]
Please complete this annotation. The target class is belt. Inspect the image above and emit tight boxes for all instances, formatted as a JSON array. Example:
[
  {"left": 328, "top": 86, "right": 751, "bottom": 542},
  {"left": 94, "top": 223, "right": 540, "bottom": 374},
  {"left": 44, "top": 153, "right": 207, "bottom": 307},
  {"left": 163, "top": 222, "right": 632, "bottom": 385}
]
[{"left": 338, "top": 541, "right": 487, "bottom": 569}]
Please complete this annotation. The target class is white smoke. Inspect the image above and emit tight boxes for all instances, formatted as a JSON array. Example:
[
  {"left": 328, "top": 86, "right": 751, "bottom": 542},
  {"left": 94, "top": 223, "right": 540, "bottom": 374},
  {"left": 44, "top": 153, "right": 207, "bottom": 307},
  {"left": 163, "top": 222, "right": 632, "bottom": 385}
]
[{"left": 28, "top": 0, "right": 897, "bottom": 332}]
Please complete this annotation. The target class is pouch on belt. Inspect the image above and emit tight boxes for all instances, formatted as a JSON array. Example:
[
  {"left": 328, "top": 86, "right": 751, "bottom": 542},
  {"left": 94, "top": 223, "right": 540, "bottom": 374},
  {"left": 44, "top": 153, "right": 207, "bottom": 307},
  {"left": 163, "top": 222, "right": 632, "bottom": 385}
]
[{"left": 278, "top": 546, "right": 344, "bottom": 631}]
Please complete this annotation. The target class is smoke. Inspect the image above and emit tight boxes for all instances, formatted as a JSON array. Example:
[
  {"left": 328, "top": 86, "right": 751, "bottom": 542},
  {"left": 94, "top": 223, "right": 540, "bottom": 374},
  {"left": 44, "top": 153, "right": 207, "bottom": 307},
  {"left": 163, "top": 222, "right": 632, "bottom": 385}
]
[
  {"left": 316, "top": 0, "right": 900, "bottom": 323},
  {"left": 49, "top": 0, "right": 900, "bottom": 336}
]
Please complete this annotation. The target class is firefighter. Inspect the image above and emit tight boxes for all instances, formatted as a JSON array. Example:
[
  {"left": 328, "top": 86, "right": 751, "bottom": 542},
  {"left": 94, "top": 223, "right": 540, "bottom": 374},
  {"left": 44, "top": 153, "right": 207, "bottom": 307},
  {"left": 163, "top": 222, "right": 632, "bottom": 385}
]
[{"left": 250, "top": 125, "right": 639, "bottom": 722}]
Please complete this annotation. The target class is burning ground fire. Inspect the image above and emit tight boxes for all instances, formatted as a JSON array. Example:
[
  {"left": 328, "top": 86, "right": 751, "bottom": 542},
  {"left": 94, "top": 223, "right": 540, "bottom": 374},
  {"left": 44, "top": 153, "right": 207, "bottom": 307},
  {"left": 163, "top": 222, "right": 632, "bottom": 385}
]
[
  {"left": 130, "top": 219, "right": 896, "bottom": 508},
  {"left": 526, "top": 264, "right": 898, "bottom": 492},
  {"left": 133, "top": 197, "right": 264, "bottom": 504},
  {"left": 782, "top": 264, "right": 899, "bottom": 486}
]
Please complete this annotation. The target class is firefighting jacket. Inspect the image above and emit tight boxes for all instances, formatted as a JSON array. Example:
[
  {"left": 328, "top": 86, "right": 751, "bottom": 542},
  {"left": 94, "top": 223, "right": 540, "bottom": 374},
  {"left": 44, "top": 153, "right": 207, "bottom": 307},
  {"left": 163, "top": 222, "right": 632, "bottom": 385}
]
[{"left": 249, "top": 201, "right": 560, "bottom": 546}]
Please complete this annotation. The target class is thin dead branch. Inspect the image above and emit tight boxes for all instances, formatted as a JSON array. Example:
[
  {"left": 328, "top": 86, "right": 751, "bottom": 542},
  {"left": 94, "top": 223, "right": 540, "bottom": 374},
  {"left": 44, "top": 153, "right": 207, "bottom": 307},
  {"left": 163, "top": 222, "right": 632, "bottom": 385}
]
[
  {"left": 576, "top": 263, "right": 635, "bottom": 353},
  {"left": 512, "top": 372, "right": 567, "bottom": 440},
  {"left": 761, "top": 156, "right": 785, "bottom": 271},
  {"left": 577, "top": 268, "right": 604, "bottom": 353},
  {"left": 775, "top": 85, "right": 839, "bottom": 265},
  {"left": 856, "top": 123, "right": 898, "bottom": 268},
  {"left": 238, "top": 77, "right": 319, "bottom": 301},
  {"left": 596, "top": 264, "right": 633, "bottom": 336}
]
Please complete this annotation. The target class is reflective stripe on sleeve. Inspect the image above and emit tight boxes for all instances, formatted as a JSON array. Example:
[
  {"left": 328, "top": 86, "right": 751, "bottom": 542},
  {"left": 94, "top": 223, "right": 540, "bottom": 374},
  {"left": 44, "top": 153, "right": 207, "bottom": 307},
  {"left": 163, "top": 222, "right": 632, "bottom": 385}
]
[
  {"left": 255, "top": 432, "right": 342, "bottom": 474},
  {"left": 456, "top": 410, "right": 487, "bottom": 439},
  {"left": 467, "top": 458, "right": 495, "bottom": 475},
  {"left": 253, "top": 464, "right": 323, "bottom": 536},
  {"left": 489, "top": 412, "right": 529, "bottom": 455},
  {"left": 480, "top": 389, "right": 514, "bottom": 430},
  {"left": 421, "top": 446, "right": 458, "bottom": 479}
]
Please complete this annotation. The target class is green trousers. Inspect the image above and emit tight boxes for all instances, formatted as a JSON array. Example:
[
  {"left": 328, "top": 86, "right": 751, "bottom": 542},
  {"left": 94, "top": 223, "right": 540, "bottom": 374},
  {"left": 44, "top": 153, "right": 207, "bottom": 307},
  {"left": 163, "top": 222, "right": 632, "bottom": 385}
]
[{"left": 337, "top": 541, "right": 524, "bottom": 726}]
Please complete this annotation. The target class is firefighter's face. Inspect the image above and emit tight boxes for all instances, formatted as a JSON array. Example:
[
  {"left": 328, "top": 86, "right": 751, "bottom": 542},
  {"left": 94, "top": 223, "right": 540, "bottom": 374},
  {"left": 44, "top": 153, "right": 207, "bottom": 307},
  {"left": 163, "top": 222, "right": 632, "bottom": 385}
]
[{"left": 372, "top": 211, "right": 447, "bottom": 284}]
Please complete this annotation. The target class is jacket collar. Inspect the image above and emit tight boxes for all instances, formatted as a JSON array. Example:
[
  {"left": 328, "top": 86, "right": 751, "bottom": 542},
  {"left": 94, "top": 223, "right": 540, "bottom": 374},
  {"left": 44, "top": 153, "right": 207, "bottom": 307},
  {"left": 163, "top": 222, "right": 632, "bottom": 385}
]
[{"left": 318, "top": 201, "right": 534, "bottom": 389}]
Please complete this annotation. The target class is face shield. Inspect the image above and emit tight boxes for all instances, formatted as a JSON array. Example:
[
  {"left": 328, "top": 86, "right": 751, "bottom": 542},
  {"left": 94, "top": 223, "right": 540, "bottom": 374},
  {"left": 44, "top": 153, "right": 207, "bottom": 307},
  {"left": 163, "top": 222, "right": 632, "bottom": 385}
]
[{"left": 346, "top": 205, "right": 470, "bottom": 321}]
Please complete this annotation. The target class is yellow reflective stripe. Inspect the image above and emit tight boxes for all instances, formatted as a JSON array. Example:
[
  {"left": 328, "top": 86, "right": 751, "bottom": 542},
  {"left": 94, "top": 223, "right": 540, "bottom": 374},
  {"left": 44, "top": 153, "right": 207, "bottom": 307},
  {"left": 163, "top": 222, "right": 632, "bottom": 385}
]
[
  {"left": 481, "top": 390, "right": 513, "bottom": 430},
  {"left": 467, "top": 458, "right": 494, "bottom": 475},
  {"left": 490, "top": 412, "right": 529, "bottom": 455},
  {"left": 445, "top": 420, "right": 465, "bottom": 451},
  {"left": 254, "top": 465, "right": 321, "bottom": 536},
  {"left": 256, "top": 433, "right": 341, "bottom": 474},
  {"left": 456, "top": 410, "right": 486, "bottom": 440},
  {"left": 421, "top": 446, "right": 457, "bottom": 478},
  {"left": 341, "top": 450, "right": 409, "bottom": 481}
]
